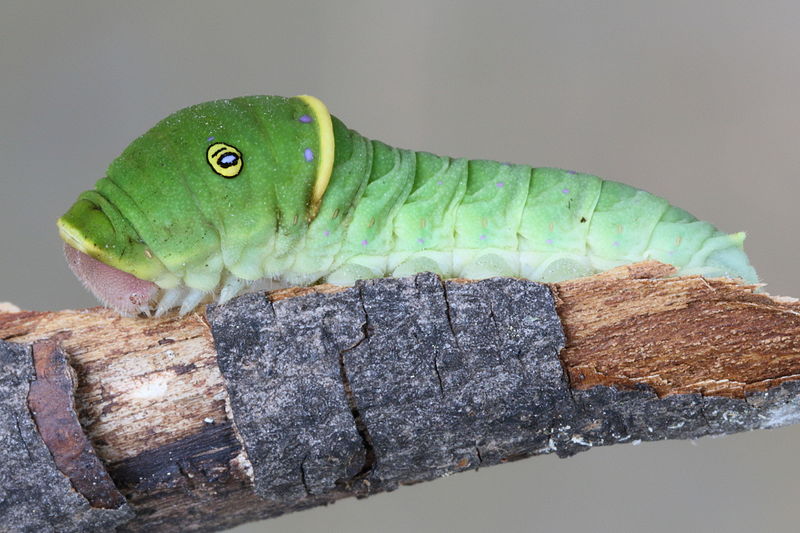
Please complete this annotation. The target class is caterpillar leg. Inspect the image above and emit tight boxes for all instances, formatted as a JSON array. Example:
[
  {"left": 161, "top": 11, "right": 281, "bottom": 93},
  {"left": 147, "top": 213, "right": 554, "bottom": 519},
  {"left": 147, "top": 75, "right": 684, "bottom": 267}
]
[
  {"left": 391, "top": 256, "right": 446, "bottom": 278},
  {"left": 325, "top": 263, "right": 381, "bottom": 286},
  {"left": 535, "top": 257, "right": 596, "bottom": 283},
  {"left": 459, "top": 253, "right": 517, "bottom": 279}
]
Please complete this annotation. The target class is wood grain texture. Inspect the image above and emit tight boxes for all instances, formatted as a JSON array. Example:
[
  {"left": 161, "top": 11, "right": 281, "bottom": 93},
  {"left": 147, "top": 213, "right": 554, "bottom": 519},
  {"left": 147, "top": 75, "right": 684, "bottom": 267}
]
[
  {"left": 0, "top": 309, "right": 227, "bottom": 462},
  {"left": 555, "top": 261, "right": 800, "bottom": 398},
  {"left": 1, "top": 262, "right": 800, "bottom": 531},
  {"left": 0, "top": 307, "right": 259, "bottom": 531}
]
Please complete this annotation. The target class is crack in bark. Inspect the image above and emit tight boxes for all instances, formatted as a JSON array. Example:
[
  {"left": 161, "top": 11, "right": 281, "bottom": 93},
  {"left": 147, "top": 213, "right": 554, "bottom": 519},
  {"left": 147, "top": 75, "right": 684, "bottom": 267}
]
[
  {"left": 414, "top": 277, "right": 447, "bottom": 398},
  {"left": 14, "top": 416, "right": 35, "bottom": 463},
  {"left": 698, "top": 399, "right": 712, "bottom": 429},
  {"left": 432, "top": 353, "right": 445, "bottom": 399},
  {"left": 440, "top": 281, "right": 462, "bottom": 354},
  {"left": 299, "top": 456, "right": 311, "bottom": 497},
  {"left": 486, "top": 299, "right": 503, "bottom": 355},
  {"left": 550, "top": 285, "right": 578, "bottom": 407},
  {"left": 335, "top": 287, "right": 376, "bottom": 488},
  {"left": 337, "top": 347, "right": 376, "bottom": 485}
]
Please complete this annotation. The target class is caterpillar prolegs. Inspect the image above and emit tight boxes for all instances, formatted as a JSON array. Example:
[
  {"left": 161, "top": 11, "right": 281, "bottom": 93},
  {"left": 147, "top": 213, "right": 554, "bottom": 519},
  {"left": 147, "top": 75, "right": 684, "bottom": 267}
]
[{"left": 57, "top": 95, "right": 758, "bottom": 316}]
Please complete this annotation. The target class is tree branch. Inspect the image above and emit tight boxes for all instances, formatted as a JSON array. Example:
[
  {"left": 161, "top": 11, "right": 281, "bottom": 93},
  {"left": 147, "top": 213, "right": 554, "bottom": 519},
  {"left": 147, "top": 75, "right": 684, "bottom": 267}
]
[{"left": 1, "top": 261, "right": 799, "bottom": 532}]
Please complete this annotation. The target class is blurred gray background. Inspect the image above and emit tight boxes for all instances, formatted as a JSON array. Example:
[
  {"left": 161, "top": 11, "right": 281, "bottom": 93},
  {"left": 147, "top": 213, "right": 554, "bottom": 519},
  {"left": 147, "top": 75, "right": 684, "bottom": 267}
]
[{"left": 2, "top": 1, "right": 800, "bottom": 531}]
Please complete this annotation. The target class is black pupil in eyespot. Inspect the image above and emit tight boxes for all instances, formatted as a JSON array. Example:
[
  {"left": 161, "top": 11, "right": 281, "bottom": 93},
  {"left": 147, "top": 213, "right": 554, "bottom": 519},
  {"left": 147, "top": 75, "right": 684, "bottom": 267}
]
[{"left": 219, "top": 153, "right": 238, "bottom": 168}]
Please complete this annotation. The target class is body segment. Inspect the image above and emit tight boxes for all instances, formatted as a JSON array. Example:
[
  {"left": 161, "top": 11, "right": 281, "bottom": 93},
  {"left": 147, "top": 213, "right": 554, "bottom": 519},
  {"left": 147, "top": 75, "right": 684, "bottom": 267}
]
[{"left": 57, "top": 95, "right": 758, "bottom": 316}]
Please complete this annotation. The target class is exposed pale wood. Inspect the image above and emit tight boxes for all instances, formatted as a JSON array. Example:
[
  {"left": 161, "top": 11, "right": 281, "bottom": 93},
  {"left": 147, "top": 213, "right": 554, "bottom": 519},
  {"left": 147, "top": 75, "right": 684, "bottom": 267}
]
[
  {"left": 0, "top": 309, "right": 227, "bottom": 463},
  {"left": 0, "top": 308, "right": 260, "bottom": 530},
  {"left": 0, "top": 262, "right": 799, "bottom": 532}
]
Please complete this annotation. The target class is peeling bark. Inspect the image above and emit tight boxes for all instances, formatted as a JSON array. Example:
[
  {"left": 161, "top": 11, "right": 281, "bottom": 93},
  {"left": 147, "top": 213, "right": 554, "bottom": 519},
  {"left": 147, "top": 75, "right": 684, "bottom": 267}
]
[
  {"left": 0, "top": 340, "right": 133, "bottom": 532},
  {"left": 0, "top": 262, "right": 799, "bottom": 532},
  {"left": 28, "top": 339, "right": 126, "bottom": 509}
]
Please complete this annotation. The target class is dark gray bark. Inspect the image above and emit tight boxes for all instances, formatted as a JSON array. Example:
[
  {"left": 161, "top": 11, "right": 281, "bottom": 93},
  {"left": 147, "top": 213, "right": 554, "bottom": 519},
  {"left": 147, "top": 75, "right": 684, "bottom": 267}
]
[
  {"left": 3, "top": 271, "right": 800, "bottom": 532},
  {"left": 0, "top": 340, "right": 133, "bottom": 533},
  {"left": 207, "top": 273, "right": 800, "bottom": 513}
]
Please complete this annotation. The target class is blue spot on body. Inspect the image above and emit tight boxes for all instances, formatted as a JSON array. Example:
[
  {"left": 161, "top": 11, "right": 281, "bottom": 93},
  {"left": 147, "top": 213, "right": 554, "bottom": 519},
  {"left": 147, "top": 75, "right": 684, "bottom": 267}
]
[
  {"left": 361, "top": 239, "right": 368, "bottom": 246},
  {"left": 220, "top": 154, "right": 237, "bottom": 165},
  {"left": 304, "top": 148, "right": 314, "bottom": 162},
  {"left": 562, "top": 188, "right": 570, "bottom": 194},
  {"left": 299, "top": 114, "right": 312, "bottom": 123},
  {"left": 207, "top": 136, "right": 215, "bottom": 142}
]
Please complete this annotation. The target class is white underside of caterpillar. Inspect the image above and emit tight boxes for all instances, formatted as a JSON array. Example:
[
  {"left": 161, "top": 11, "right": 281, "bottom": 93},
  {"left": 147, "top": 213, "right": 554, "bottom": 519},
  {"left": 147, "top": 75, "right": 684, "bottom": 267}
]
[{"left": 135, "top": 234, "right": 751, "bottom": 317}]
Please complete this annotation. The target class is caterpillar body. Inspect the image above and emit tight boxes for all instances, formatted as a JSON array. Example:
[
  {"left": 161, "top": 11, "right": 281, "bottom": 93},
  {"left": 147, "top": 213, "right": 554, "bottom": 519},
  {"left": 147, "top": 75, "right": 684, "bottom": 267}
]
[{"left": 57, "top": 95, "right": 758, "bottom": 316}]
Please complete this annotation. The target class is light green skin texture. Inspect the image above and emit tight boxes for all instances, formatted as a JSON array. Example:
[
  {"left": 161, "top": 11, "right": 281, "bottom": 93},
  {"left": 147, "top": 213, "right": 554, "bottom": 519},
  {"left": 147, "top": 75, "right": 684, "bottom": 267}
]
[{"left": 58, "top": 95, "right": 758, "bottom": 298}]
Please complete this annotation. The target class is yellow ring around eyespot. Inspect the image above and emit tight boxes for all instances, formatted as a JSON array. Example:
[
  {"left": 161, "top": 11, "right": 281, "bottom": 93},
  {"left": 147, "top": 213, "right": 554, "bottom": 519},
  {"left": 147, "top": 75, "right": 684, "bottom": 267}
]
[
  {"left": 206, "top": 142, "right": 243, "bottom": 178},
  {"left": 294, "top": 95, "right": 334, "bottom": 219}
]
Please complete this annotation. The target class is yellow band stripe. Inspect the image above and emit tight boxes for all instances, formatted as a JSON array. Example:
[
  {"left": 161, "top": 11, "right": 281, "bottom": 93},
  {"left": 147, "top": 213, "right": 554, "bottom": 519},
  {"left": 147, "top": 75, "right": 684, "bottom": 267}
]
[{"left": 295, "top": 94, "right": 334, "bottom": 219}]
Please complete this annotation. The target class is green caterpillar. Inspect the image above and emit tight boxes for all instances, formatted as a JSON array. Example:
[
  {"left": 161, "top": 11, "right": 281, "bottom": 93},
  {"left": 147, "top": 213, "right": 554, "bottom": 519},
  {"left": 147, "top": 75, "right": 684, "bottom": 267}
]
[{"left": 57, "top": 95, "right": 758, "bottom": 316}]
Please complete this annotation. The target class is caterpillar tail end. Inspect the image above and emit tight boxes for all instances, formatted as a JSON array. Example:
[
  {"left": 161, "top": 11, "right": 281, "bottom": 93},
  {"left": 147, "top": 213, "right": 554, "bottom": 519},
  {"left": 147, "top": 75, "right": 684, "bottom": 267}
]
[{"left": 700, "top": 231, "right": 760, "bottom": 285}]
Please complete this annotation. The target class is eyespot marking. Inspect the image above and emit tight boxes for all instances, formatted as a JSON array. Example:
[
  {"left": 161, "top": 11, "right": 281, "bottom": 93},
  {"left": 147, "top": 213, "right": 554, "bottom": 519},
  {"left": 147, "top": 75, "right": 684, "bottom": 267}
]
[{"left": 206, "top": 142, "right": 243, "bottom": 178}]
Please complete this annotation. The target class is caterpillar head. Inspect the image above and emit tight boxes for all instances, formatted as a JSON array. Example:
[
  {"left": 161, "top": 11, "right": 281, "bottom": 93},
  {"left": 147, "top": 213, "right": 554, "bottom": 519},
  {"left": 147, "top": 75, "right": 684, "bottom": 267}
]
[{"left": 57, "top": 95, "right": 333, "bottom": 315}]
